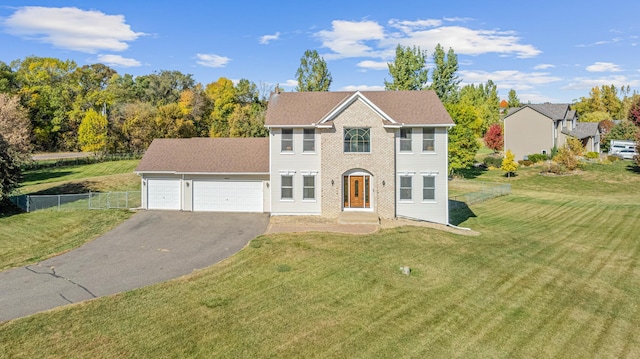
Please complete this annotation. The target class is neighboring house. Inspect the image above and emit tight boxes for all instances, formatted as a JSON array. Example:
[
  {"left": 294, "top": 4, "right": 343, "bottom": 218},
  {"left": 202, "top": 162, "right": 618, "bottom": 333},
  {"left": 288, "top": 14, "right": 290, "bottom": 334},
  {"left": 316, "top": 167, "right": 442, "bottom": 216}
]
[
  {"left": 503, "top": 103, "right": 600, "bottom": 160},
  {"left": 135, "top": 90, "right": 455, "bottom": 224}
]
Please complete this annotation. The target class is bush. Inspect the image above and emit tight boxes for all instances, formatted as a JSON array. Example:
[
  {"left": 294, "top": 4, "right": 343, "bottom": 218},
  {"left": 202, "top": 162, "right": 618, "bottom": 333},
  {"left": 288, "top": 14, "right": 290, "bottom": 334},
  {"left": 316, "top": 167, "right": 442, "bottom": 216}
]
[
  {"left": 553, "top": 146, "right": 578, "bottom": 171},
  {"left": 607, "top": 155, "right": 621, "bottom": 163},
  {"left": 527, "top": 153, "right": 549, "bottom": 163},
  {"left": 483, "top": 155, "right": 504, "bottom": 168},
  {"left": 518, "top": 160, "right": 533, "bottom": 167},
  {"left": 585, "top": 151, "right": 599, "bottom": 159},
  {"left": 542, "top": 163, "right": 567, "bottom": 175}
]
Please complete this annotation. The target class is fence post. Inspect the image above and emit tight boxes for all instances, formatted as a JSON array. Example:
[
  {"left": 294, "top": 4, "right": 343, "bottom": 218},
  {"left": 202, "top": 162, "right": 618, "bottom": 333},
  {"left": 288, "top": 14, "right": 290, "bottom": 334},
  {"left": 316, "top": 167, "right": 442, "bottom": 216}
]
[
  {"left": 26, "top": 195, "right": 30, "bottom": 213},
  {"left": 89, "top": 191, "right": 92, "bottom": 209},
  {"left": 126, "top": 191, "right": 129, "bottom": 208}
]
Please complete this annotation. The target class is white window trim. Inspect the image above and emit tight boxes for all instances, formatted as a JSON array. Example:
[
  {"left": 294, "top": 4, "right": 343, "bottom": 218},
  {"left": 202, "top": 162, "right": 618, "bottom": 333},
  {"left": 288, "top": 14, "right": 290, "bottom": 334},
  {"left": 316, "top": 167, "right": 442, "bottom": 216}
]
[
  {"left": 302, "top": 174, "right": 316, "bottom": 201},
  {"left": 303, "top": 129, "right": 316, "bottom": 153},
  {"left": 422, "top": 128, "right": 436, "bottom": 153},
  {"left": 400, "top": 128, "right": 412, "bottom": 153},
  {"left": 280, "top": 174, "right": 294, "bottom": 201},
  {"left": 399, "top": 174, "right": 413, "bottom": 202},
  {"left": 422, "top": 174, "right": 436, "bottom": 203},
  {"left": 281, "top": 129, "right": 294, "bottom": 153}
]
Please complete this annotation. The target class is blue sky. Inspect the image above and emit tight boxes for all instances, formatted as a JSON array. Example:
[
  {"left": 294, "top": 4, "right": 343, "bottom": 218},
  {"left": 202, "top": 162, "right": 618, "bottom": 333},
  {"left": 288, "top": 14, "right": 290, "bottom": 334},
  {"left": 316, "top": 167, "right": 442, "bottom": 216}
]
[{"left": 1, "top": 1, "right": 639, "bottom": 103}]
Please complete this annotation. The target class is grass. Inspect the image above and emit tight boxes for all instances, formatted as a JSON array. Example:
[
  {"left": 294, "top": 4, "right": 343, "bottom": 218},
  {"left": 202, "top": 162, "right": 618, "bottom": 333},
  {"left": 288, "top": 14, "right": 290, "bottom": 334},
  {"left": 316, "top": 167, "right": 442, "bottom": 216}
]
[
  {"left": 1, "top": 160, "right": 640, "bottom": 357},
  {"left": 18, "top": 159, "right": 141, "bottom": 194}
]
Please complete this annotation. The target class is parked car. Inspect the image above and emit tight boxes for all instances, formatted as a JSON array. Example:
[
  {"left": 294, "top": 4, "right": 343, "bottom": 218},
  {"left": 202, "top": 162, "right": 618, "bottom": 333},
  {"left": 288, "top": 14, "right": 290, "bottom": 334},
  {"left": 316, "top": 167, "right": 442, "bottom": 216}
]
[{"left": 612, "top": 149, "right": 638, "bottom": 160}]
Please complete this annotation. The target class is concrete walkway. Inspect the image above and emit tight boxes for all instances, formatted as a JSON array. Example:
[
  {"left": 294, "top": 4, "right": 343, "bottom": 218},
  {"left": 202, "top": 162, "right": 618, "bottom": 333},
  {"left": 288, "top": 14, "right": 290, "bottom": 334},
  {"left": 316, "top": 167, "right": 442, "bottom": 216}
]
[{"left": 0, "top": 211, "right": 269, "bottom": 322}]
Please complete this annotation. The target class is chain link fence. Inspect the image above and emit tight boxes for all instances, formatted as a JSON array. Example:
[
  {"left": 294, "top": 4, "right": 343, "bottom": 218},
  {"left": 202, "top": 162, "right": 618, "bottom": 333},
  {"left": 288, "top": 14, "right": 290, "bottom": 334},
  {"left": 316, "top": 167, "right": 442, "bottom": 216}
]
[
  {"left": 449, "top": 182, "right": 511, "bottom": 209},
  {"left": 9, "top": 191, "right": 141, "bottom": 212}
]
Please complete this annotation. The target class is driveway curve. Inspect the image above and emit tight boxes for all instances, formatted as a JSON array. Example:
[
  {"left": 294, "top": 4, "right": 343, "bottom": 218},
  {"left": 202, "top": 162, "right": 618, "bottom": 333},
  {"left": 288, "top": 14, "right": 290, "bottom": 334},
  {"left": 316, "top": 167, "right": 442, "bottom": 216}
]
[{"left": 0, "top": 211, "right": 269, "bottom": 322}]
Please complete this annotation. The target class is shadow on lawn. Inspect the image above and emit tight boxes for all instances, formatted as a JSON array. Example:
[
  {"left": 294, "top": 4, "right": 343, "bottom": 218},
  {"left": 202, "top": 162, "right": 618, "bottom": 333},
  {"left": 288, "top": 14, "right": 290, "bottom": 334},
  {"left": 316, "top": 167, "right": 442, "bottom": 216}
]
[
  {"left": 455, "top": 166, "right": 487, "bottom": 180},
  {"left": 21, "top": 170, "right": 73, "bottom": 183},
  {"left": 449, "top": 200, "right": 477, "bottom": 226},
  {"left": 28, "top": 181, "right": 96, "bottom": 195},
  {"left": 625, "top": 163, "right": 640, "bottom": 174}
]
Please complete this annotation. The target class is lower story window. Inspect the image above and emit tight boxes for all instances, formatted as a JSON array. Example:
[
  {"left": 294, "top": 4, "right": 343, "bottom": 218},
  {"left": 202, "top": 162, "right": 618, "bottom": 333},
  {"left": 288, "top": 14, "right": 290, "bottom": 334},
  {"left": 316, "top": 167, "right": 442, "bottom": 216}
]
[
  {"left": 303, "top": 175, "right": 315, "bottom": 200},
  {"left": 400, "top": 176, "right": 412, "bottom": 200},
  {"left": 423, "top": 176, "right": 435, "bottom": 200},
  {"left": 281, "top": 175, "right": 293, "bottom": 199}
]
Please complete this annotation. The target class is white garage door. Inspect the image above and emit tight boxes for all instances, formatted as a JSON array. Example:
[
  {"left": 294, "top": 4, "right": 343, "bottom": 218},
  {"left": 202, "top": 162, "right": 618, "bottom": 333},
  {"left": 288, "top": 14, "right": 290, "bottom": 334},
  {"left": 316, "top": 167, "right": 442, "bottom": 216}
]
[
  {"left": 193, "top": 180, "right": 263, "bottom": 212},
  {"left": 147, "top": 178, "right": 181, "bottom": 210}
]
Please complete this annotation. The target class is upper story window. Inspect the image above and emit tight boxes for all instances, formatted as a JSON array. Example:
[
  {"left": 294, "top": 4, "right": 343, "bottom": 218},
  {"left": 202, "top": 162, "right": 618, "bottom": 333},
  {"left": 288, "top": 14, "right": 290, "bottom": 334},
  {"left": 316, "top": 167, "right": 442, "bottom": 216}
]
[
  {"left": 400, "top": 128, "right": 412, "bottom": 152},
  {"left": 281, "top": 129, "right": 293, "bottom": 152},
  {"left": 344, "top": 128, "right": 370, "bottom": 153},
  {"left": 423, "top": 128, "right": 435, "bottom": 152},
  {"left": 303, "top": 129, "right": 315, "bottom": 152}
]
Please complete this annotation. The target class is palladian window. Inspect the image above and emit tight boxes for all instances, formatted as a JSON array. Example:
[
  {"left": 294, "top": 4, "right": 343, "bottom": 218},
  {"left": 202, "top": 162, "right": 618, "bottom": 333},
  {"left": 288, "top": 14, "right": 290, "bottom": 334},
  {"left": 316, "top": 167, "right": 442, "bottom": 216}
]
[{"left": 344, "top": 128, "right": 370, "bottom": 153}]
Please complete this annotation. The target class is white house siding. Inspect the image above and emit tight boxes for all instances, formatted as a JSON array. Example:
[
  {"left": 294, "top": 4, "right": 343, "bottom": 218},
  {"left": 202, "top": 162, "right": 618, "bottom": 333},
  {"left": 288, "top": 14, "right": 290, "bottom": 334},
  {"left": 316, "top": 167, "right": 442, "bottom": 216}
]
[
  {"left": 396, "top": 127, "right": 449, "bottom": 224},
  {"left": 320, "top": 99, "right": 396, "bottom": 219},
  {"left": 504, "top": 107, "right": 554, "bottom": 161},
  {"left": 269, "top": 128, "right": 322, "bottom": 215}
]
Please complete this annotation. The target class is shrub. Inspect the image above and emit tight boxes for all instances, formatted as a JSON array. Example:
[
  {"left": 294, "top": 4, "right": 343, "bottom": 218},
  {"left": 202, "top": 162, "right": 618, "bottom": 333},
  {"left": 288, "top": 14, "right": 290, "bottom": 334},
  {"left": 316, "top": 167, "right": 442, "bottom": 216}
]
[
  {"left": 527, "top": 153, "right": 549, "bottom": 163},
  {"left": 518, "top": 160, "right": 533, "bottom": 167},
  {"left": 501, "top": 150, "right": 519, "bottom": 177},
  {"left": 554, "top": 146, "right": 578, "bottom": 170},
  {"left": 585, "top": 151, "right": 599, "bottom": 159},
  {"left": 542, "top": 163, "right": 566, "bottom": 175},
  {"left": 483, "top": 155, "right": 504, "bottom": 168},
  {"left": 607, "top": 155, "right": 621, "bottom": 163}
]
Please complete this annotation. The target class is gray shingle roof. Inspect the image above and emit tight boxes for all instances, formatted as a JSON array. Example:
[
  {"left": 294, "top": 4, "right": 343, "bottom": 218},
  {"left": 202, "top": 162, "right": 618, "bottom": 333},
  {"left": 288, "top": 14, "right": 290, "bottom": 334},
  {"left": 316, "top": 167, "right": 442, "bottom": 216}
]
[
  {"left": 563, "top": 122, "right": 600, "bottom": 139},
  {"left": 265, "top": 90, "right": 454, "bottom": 126},
  {"left": 135, "top": 137, "right": 269, "bottom": 174},
  {"left": 506, "top": 103, "right": 576, "bottom": 121}
]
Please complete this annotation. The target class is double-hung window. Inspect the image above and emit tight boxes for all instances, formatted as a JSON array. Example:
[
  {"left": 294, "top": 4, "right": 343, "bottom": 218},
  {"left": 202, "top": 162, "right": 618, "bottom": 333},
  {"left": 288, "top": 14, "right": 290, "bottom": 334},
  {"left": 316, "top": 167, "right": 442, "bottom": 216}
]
[
  {"left": 423, "top": 128, "right": 435, "bottom": 152},
  {"left": 400, "top": 128, "right": 412, "bottom": 152},
  {"left": 281, "top": 129, "right": 293, "bottom": 152},
  {"left": 344, "top": 128, "right": 370, "bottom": 152},
  {"left": 399, "top": 176, "right": 412, "bottom": 200},
  {"left": 281, "top": 175, "right": 293, "bottom": 200},
  {"left": 423, "top": 176, "right": 435, "bottom": 201},
  {"left": 303, "top": 175, "right": 315, "bottom": 200},
  {"left": 303, "top": 129, "right": 315, "bottom": 152}
]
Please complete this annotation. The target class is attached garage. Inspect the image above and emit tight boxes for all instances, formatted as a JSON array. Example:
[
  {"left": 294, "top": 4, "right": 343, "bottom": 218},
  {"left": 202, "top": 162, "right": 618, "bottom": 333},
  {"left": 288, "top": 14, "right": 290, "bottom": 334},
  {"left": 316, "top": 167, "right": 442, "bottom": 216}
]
[
  {"left": 135, "top": 137, "right": 270, "bottom": 213},
  {"left": 192, "top": 180, "right": 263, "bottom": 212},
  {"left": 147, "top": 178, "right": 181, "bottom": 210}
]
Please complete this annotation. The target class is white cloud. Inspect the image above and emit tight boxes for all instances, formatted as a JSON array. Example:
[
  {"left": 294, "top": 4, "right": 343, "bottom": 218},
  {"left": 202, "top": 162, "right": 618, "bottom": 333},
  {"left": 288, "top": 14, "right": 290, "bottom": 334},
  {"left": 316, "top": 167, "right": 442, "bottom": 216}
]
[
  {"left": 196, "top": 53, "right": 230, "bottom": 68},
  {"left": 259, "top": 32, "right": 280, "bottom": 45},
  {"left": 534, "top": 64, "right": 555, "bottom": 70},
  {"left": 315, "top": 19, "right": 541, "bottom": 61},
  {"left": 341, "top": 85, "right": 386, "bottom": 91},
  {"left": 357, "top": 60, "right": 388, "bottom": 70},
  {"left": 563, "top": 75, "right": 640, "bottom": 90},
  {"left": 315, "top": 20, "right": 386, "bottom": 60},
  {"left": 281, "top": 79, "right": 298, "bottom": 88},
  {"left": 95, "top": 54, "right": 141, "bottom": 67},
  {"left": 3, "top": 6, "right": 144, "bottom": 53},
  {"left": 459, "top": 70, "right": 562, "bottom": 91},
  {"left": 585, "top": 62, "right": 623, "bottom": 72},
  {"left": 518, "top": 93, "right": 559, "bottom": 104}
]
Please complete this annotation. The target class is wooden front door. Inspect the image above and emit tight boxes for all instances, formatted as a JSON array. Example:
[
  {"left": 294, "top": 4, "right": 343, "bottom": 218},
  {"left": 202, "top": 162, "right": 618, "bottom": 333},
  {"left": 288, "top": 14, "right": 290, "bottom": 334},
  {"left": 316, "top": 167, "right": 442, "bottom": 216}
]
[{"left": 344, "top": 175, "right": 371, "bottom": 208}]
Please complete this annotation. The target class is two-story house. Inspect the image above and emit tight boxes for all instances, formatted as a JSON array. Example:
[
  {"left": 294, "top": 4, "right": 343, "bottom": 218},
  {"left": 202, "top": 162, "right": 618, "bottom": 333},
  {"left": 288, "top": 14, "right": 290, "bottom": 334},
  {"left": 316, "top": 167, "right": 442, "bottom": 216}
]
[
  {"left": 135, "top": 90, "right": 454, "bottom": 224},
  {"left": 503, "top": 103, "right": 600, "bottom": 161}
]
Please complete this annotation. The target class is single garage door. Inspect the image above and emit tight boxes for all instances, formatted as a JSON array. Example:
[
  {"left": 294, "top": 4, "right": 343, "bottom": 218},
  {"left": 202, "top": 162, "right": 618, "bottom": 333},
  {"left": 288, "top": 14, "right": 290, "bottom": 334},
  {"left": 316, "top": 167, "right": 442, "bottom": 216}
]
[
  {"left": 147, "top": 178, "right": 181, "bottom": 210},
  {"left": 193, "top": 180, "right": 263, "bottom": 212}
]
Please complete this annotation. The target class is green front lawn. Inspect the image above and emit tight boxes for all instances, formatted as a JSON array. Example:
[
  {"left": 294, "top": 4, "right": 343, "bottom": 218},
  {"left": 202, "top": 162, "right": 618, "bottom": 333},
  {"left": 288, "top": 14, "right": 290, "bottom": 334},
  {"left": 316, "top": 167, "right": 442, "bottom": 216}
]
[{"left": 1, "top": 161, "right": 640, "bottom": 357}]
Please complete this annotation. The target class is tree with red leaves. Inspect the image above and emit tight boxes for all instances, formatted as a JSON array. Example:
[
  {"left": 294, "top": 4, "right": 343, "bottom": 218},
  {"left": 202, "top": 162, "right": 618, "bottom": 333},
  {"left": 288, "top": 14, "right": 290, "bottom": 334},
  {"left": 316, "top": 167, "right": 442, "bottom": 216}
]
[
  {"left": 484, "top": 123, "right": 503, "bottom": 152},
  {"left": 628, "top": 96, "right": 640, "bottom": 127}
]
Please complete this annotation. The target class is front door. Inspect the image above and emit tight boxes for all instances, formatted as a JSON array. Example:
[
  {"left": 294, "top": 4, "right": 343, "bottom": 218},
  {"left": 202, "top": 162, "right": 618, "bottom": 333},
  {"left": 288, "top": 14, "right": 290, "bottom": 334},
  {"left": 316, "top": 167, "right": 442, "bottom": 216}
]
[{"left": 344, "top": 175, "right": 370, "bottom": 209}]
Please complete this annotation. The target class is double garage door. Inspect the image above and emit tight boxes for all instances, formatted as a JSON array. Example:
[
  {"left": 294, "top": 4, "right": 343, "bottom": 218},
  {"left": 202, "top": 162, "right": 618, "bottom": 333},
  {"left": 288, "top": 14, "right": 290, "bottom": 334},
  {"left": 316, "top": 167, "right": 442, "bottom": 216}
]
[{"left": 147, "top": 178, "right": 263, "bottom": 212}]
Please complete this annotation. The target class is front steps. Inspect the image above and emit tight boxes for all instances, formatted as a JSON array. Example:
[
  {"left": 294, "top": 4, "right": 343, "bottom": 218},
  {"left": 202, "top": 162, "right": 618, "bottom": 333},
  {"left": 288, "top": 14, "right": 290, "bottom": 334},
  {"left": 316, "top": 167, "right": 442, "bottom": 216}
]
[{"left": 337, "top": 211, "right": 380, "bottom": 225}]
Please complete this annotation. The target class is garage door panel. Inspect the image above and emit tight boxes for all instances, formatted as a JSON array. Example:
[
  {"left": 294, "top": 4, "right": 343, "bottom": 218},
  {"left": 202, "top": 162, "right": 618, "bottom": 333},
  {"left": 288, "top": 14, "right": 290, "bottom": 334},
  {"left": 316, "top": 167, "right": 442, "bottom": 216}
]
[
  {"left": 148, "top": 178, "right": 181, "bottom": 210},
  {"left": 193, "top": 181, "right": 263, "bottom": 212}
]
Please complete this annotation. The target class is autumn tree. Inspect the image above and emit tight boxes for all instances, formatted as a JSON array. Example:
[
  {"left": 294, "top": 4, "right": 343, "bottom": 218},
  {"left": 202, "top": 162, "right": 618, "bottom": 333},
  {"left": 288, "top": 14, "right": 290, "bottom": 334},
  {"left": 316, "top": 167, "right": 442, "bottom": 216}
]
[
  {"left": 136, "top": 70, "right": 195, "bottom": 106},
  {"left": 295, "top": 50, "right": 332, "bottom": 92},
  {"left": 78, "top": 109, "right": 108, "bottom": 154},
  {"left": 446, "top": 102, "right": 480, "bottom": 173},
  {"left": 484, "top": 123, "right": 503, "bottom": 153},
  {"left": 429, "top": 44, "right": 460, "bottom": 103},
  {"left": 600, "top": 121, "right": 638, "bottom": 152},
  {"left": 0, "top": 134, "right": 21, "bottom": 200},
  {"left": 385, "top": 45, "right": 428, "bottom": 91},
  {"left": 206, "top": 77, "right": 237, "bottom": 137},
  {"left": 573, "top": 84, "right": 624, "bottom": 120},
  {"left": 0, "top": 93, "right": 32, "bottom": 163},
  {"left": 628, "top": 95, "right": 640, "bottom": 127},
  {"left": 118, "top": 102, "right": 158, "bottom": 152},
  {"left": 0, "top": 61, "right": 17, "bottom": 94},
  {"left": 501, "top": 150, "right": 518, "bottom": 177}
]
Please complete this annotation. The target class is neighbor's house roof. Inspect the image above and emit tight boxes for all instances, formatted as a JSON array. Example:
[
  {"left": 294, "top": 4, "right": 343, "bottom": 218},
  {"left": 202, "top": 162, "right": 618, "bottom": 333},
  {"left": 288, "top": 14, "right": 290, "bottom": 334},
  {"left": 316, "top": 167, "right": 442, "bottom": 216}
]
[
  {"left": 265, "top": 90, "right": 454, "bottom": 127},
  {"left": 562, "top": 122, "right": 600, "bottom": 140},
  {"left": 135, "top": 137, "right": 269, "bottom": 174},
  {"left": 506, "top": 103, "right": 576, "bottom": 121}
]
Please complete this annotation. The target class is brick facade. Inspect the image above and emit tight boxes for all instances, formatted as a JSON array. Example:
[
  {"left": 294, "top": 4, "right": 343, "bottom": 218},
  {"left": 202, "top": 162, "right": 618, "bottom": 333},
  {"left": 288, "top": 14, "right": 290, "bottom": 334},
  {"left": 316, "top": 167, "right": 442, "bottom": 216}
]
[{"left": 320, "top": 99, "right": 396, "bottom": 219}]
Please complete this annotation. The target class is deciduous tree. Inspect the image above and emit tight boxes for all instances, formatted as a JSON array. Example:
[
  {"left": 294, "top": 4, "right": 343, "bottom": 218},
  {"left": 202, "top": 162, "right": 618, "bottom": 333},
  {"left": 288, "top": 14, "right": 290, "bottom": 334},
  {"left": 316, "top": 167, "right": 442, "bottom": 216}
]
[
  {"left": 0, "top": 134, "right": 20, "bottom": 200},
  {"left": 295, "top": 50, "right": 332, "bottom": 92},
  {"left": 429, "top": 44, "right": 460, "bottom": 103},
  {"left": 628, "top": 95, "right": 640, "bottom": 127},
  {"left": 507, "top": 89, "right": 520, "bottom": 108},
  {"left": 206, "top": 77, "right": 237, "bottom": 137},
  {"left": 446, "top": 102, "right": 480, "bottom": 173},
  {"left": 0, "top": 93, "right": 32, "bottom": 163},
  {"left": 484, "top": 123, "right": 503, "bottom": 153},
  {"left": 385, "top": 45, "right": 428, "bottom": 91},
  {"left": 78, "top": 109, "right": 108, "bottom": 154}
]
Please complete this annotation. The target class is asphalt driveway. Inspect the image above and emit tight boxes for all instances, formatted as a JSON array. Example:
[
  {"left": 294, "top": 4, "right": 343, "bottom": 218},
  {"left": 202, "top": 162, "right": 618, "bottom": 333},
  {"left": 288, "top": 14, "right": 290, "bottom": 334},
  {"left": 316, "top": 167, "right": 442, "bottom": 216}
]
[{"left": 0, "top": 211, "right": 269, "bottom": 322}]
